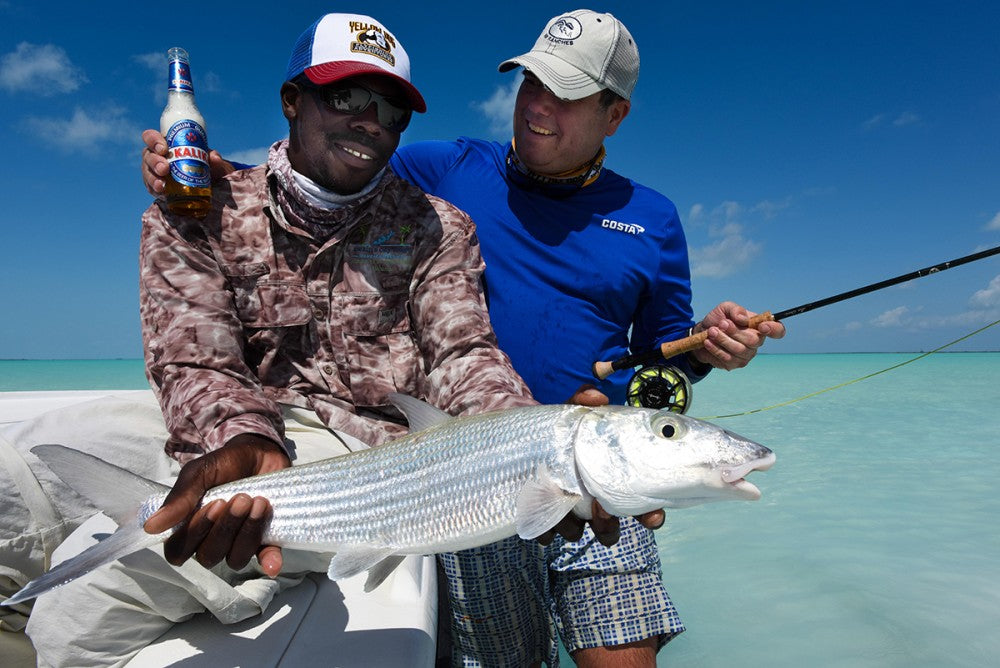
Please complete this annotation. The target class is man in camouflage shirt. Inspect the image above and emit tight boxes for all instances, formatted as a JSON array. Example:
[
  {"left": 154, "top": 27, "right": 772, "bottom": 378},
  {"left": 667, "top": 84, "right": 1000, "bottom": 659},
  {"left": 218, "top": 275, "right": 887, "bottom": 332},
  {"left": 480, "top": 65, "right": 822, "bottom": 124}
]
[
  {"left": 138, "top": 13, "right": 537, "bottom": 583},
  {"left": 8, "top": 13, "right": 535, "bottom": 667}
]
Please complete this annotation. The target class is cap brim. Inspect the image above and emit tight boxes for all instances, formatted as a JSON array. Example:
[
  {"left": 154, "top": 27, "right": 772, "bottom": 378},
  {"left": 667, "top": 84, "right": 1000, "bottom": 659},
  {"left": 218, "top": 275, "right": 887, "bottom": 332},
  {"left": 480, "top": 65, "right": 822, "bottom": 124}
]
[
  {"left": 305, "top": 61, "right": 426, "bottom": 113},
  {"left": 498, "top": 53, "right": 602, "bottom": 101}
]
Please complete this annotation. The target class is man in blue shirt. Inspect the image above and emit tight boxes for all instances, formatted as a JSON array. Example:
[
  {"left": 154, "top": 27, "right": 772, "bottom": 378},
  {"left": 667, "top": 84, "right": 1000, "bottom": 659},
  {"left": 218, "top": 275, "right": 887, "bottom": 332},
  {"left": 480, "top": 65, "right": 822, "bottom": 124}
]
[{"left": 142, "top": 10, "right": 784, "bottom": 667}]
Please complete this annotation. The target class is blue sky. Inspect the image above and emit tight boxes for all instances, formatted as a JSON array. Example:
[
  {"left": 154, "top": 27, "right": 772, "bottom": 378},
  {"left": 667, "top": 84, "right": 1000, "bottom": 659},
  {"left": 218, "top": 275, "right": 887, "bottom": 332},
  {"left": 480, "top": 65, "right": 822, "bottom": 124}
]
[{"left": 2, "top": 0, "right": 998, "bottom": 359}]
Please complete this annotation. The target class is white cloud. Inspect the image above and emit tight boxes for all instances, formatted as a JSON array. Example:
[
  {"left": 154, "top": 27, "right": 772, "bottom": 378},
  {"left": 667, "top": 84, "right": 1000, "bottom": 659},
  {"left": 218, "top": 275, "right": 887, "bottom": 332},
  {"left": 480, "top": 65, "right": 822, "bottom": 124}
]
[
  {"left": 863, "top": 111, "right": 922, "bottom": 131},
  {"left": 200, "top": 71, "right": 222, "bottom": 94},
  {"left": 686, "top": 200, "right": 773, "bottom": 277},
  {"left": 868, "top": 277, "right": 1000, "bottom": 332},
  {"left": 133, "top": 52, "right": 166, "bottom": 102},
  {"left": 133, "top": 52, "right": 163, "bottom": 71},
  {"left": 24, "top": 105, "right": 140, "bottom": 151},
  {"left": 871, "top": 306, "right": 911, "bottom": 327},
  {"left": 970, "top": 275, "right": 1000, "bottom": 308},
  {"left": 0, "top": 42, "right": 87, "bottom": 95},
  {"left": 717, "top": 201, "right": 743, "bottom": 222},
  {"left": 986, "top": 212, "right": 1000, "bottom": 231},
  {"left": 689, "top": 222, "right": 762, "bottom": 278},
  {"left": 892, "top": 111, "right": 921, "bottom": 127},
  {"left": 751, "top": 197, "right": 792, "bottom": 219},
  {"left": 471, "top": 79, "right": 519, "bottom": 139},
  {"left": 862, "top": 113, "right": 886, "bottom": 130},
  {"left": 908, "top": 309, "right": 999, "bottom": 329},
  {"left": 688, "top": 199, "right": 775, "bottom": 226},
  {"left": 226, "top": 146, "right": 270, "bottom": 167}
]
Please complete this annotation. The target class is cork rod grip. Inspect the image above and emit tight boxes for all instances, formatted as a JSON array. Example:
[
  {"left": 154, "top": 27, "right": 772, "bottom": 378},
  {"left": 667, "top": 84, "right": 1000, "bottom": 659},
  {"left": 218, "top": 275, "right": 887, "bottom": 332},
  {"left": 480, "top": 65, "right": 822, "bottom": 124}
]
[
  {"left": 658, "top": 311, "right": 775, "bottom": 359},
  {"left": 591, "top": 311, "right": 774, "bottom": 380}
]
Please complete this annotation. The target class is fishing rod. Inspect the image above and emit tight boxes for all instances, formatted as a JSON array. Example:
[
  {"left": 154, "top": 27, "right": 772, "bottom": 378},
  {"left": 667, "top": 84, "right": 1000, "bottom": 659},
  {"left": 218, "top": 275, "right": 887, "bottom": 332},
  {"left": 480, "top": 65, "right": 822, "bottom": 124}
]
[{"left": 593, "top": 244, "right": 1000, "bottom": 381}]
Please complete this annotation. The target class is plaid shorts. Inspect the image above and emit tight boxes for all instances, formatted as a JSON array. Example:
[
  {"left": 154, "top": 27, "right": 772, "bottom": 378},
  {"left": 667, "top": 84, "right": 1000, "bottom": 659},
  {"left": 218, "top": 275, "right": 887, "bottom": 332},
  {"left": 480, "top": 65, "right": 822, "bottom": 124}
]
[{"left": 439, "top": 518, "right": 684, "bottom": 667}]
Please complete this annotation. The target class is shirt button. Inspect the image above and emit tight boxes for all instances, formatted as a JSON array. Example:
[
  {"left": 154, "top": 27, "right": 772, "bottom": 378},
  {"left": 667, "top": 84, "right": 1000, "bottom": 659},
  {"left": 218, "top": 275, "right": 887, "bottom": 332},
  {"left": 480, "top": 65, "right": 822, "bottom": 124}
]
[
  {"left": 322, "top": 365, "right": 334, "bottom": 375},
  {"left": 313, "top": 308, "right": 324, "bottom": 319}
]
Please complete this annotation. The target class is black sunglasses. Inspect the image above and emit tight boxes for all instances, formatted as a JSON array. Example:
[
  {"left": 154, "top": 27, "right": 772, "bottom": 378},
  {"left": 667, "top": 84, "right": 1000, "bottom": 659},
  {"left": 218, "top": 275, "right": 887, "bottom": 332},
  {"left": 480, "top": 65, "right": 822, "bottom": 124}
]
[{"left": 303, "top": 82, "right": 412, "bottom": 133}]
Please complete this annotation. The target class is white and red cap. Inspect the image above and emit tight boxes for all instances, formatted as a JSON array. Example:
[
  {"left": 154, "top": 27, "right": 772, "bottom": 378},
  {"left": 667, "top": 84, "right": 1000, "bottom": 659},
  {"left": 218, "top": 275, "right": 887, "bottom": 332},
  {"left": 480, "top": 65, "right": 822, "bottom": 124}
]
[{"left": 285, "top": 13, "right": 426, "bottom": 113}]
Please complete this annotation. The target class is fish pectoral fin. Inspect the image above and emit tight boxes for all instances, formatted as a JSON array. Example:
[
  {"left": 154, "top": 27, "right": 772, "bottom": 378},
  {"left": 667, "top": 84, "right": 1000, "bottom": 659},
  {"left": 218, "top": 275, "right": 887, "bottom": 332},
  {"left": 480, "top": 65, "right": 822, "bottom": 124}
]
[
  {"left": 515, "top": 465, "right": 583, "bottom": 540},
  {"left": 363, "top": 554, "right": 407, "bottom": 593},
  {"left": 326, "top": 547, "right": 396, "bottom": 582}
]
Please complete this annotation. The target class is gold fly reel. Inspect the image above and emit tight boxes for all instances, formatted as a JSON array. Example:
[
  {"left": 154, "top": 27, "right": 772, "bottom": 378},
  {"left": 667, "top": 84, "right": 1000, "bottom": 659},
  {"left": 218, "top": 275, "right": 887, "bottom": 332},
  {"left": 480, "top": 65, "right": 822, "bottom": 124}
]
[{"left": 625, "top": 364, "right": 692, "bottom": 413}]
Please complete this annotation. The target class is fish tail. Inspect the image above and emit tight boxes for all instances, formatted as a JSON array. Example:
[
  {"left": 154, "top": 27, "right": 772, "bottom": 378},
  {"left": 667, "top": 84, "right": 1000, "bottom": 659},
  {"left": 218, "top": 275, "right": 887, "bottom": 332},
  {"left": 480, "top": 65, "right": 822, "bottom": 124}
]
[
  {"left": 2, "top": 444, "right": 173, "bottom": 607},
  {"left": 28, "top": 444, "right": 170, "bottom": 525},
  {"left": 3, "top": 525, "right": 164, "bottom": 606}
]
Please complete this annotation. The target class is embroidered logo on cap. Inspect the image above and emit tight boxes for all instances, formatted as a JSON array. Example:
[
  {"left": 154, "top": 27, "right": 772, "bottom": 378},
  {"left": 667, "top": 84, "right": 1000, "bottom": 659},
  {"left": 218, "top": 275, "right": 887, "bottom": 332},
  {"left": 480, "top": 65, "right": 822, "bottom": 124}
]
[
  {"left": 348, "top": 20, "right": 397, "bottom": 66},
  {"left": 546, "top": 16, "right": 583, "bottom": 44}
]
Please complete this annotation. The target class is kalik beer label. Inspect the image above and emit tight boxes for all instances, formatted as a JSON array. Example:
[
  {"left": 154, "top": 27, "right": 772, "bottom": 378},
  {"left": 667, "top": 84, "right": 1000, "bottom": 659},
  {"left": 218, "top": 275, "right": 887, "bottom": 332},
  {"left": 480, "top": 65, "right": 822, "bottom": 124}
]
[
  {"left": 166, "top": 120, "right": 210, "bottom": 188},
  {"left": 168, "top": 60, "right": 194, "bottom": 93}
]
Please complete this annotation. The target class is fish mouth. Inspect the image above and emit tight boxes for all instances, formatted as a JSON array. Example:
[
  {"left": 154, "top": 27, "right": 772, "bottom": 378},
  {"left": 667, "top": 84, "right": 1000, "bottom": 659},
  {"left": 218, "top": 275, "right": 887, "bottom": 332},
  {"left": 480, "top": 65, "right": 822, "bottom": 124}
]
[{"left": 720, "top": 452, "right": 777, "bottom": 500}]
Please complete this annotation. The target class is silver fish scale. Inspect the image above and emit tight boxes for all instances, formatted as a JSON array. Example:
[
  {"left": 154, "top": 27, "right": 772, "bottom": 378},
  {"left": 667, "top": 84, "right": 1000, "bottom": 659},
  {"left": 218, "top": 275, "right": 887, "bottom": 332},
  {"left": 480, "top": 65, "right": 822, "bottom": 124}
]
[
  {"left": 5, "top": 403, "right": 777, "bottom": 608},
  {"left": 182, "top": 405, "right": 585, "bottom": 553}
]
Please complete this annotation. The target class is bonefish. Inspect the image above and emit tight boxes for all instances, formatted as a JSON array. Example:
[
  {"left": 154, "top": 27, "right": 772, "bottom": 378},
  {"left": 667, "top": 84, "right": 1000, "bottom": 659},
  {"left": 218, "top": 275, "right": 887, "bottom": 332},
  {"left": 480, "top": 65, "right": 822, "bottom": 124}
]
[{"left": 4, "top": 394, "right": 775, "bottom": 605}]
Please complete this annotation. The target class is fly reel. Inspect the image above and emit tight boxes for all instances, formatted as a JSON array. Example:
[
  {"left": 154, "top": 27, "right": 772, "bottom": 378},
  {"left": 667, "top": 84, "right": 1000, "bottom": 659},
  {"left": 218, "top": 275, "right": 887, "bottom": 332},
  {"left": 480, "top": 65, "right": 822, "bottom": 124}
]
[{"left": 625, "top": 364, "right": 692, "bottom": 413}]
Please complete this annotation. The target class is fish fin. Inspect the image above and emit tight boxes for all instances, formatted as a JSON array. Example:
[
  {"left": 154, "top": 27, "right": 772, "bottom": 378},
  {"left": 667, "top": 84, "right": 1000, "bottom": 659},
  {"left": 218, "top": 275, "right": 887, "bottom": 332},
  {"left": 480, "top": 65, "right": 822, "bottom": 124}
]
[
  {"left": 363, "top": 555, "right": 407, "bottom": 593},
  {"left": 387, "top": 394, "right": 452, "bottom": 433},
  {"left": 327, "top": 547, "right": 396, "bottom": 582},
  {"left": 2, "top": 524, "right": 164, "bottom": 606},
  {"left": 515, "top": 465, "right": 583, "bottom": 540},
  {"left": 31, "top": 444, "right": 169, "bottom": 526}
]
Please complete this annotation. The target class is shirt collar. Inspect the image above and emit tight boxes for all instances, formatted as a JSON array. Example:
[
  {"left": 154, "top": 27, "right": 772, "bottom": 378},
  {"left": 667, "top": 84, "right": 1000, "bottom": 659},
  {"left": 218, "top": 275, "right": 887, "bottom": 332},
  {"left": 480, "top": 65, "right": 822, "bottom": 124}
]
[{"left": 505, "top": 141, "right": 605, "bottom": 195}]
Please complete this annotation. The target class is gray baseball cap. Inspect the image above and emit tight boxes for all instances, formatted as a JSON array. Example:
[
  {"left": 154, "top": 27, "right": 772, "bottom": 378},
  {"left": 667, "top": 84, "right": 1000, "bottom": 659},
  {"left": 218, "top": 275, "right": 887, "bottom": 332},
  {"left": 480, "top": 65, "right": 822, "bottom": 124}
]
[{"left": 499, "top": 10, "right": 639, "bottom": 101}]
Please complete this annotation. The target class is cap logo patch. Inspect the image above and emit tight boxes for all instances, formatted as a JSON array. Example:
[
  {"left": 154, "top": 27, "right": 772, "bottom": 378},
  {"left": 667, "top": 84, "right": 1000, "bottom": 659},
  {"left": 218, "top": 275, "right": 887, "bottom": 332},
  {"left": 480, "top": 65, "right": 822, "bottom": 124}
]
[
  {"left": 546, "top": 16, "right": 583, "bottom": 45},
  {"left": 348, "top": 20, "right": 397, "bottom": 66}
]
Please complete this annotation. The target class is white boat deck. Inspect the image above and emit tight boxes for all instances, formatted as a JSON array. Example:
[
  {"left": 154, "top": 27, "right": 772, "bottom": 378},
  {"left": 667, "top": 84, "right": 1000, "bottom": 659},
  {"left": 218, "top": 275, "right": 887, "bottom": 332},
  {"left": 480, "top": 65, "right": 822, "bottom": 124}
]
[{"left": 1, "top": 390, "right": 438, "bottom": 667}]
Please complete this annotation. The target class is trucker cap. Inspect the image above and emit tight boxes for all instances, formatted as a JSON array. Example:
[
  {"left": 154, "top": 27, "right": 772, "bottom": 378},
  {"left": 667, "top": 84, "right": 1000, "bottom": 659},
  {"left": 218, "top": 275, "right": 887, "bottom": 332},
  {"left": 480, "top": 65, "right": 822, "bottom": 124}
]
[
  {"left": 285, "top": 13, "right": 426, "bottom": 112},
  {"left": 499, "top": 10, "right": 639, "bottom": 101}
]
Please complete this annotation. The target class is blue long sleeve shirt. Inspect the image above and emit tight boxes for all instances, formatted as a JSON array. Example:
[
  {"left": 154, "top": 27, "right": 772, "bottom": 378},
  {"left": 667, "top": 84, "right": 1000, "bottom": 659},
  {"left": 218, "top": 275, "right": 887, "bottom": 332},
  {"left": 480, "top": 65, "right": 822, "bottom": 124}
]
[{"left": 391, "top": 138, "right": 702, "bottom": 404}]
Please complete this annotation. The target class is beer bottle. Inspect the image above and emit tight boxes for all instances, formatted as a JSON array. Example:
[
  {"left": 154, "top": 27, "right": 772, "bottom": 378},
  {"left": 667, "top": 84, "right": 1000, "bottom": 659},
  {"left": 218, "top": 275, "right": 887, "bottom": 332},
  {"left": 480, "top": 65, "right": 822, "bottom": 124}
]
[{"left": 160, "top": 47, "right": 211, "bottom": 218}]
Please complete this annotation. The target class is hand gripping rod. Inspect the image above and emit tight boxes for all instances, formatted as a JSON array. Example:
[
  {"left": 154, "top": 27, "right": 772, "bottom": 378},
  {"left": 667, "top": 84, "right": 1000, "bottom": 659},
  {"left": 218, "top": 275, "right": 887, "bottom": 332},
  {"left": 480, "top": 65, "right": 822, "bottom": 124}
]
[{"left": 592, "top": 244, "right": 1000, "bottom": 380}]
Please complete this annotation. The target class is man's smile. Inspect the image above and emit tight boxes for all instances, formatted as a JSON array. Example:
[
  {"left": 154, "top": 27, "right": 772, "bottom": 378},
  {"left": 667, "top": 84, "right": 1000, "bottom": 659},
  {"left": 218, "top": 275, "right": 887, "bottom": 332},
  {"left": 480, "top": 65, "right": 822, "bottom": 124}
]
[
  {"left": 336, "top": 143, "right": 375, "bottom": 161},
  {"left": 527, "top": 122, "right": 555, "bottom": 136}
]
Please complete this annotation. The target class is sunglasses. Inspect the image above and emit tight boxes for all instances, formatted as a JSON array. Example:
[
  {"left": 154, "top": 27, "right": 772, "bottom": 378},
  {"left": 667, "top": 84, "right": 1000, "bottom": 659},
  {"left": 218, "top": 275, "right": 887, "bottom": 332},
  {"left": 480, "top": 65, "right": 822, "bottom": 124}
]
[{"left": 305, "top": 82, "right": 412, "bottom": 133}]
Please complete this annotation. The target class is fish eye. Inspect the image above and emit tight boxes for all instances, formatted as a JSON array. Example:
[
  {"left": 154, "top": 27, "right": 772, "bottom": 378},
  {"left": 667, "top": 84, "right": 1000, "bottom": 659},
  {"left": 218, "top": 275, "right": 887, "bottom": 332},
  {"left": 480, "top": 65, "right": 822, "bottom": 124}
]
[{"left": 651, "top": 415, "right": 687, "bottom": 441}]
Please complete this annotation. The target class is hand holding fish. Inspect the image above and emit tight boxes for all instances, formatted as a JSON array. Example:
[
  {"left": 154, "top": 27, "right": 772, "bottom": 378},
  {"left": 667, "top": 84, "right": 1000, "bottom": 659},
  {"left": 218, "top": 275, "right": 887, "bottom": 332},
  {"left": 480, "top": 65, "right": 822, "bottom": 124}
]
[
  {"left": 551, "top": 385, "right": 666, "bottom": 546},
  {"left": 688, "top": 301, "right": 786, "bottom": 371},
  {"left": 538, "top": 499, "right": 665, "bottom": 548},
  {"left": 143, "top": 434, "right": 291, "bottom": 577}
]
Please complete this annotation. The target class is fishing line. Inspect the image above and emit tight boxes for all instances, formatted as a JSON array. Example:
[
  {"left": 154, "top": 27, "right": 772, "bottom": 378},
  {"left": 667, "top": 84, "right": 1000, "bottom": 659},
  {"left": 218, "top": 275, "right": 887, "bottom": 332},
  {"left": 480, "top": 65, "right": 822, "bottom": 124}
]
[{"left": 695, "top": 318, "right": 1000, "bottom": 420}]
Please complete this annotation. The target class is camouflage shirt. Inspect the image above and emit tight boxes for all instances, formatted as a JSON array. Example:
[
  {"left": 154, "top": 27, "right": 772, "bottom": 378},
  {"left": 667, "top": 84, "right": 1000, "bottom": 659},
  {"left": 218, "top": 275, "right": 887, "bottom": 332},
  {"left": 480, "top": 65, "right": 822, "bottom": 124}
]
[{"left": 140, "top": 140, "right": 534, "bottom": 464}]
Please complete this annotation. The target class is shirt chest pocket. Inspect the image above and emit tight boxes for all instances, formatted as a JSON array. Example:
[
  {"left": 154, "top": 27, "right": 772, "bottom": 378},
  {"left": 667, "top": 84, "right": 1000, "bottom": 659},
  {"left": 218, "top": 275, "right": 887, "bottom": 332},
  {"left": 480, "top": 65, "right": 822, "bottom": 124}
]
[
  {"left": 337, "top": 295, "right": 420, "bottom": 407},
  {"left": 223, "top": 263, "right": 312, "bottom": 328}
]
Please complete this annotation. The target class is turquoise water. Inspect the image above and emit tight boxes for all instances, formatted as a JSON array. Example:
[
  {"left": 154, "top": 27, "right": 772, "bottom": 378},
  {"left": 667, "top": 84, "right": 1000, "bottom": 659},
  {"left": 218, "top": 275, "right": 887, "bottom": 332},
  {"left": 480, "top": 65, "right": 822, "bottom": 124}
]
[
  {"left": 650, "top": 352, "right": 1000, "bottom": 668},
  {"left": 0, "top": 359, "right": 148, "bottom": 391},
  {"left": 3, "top": 354, "right": 998, "bottom": 667}
]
